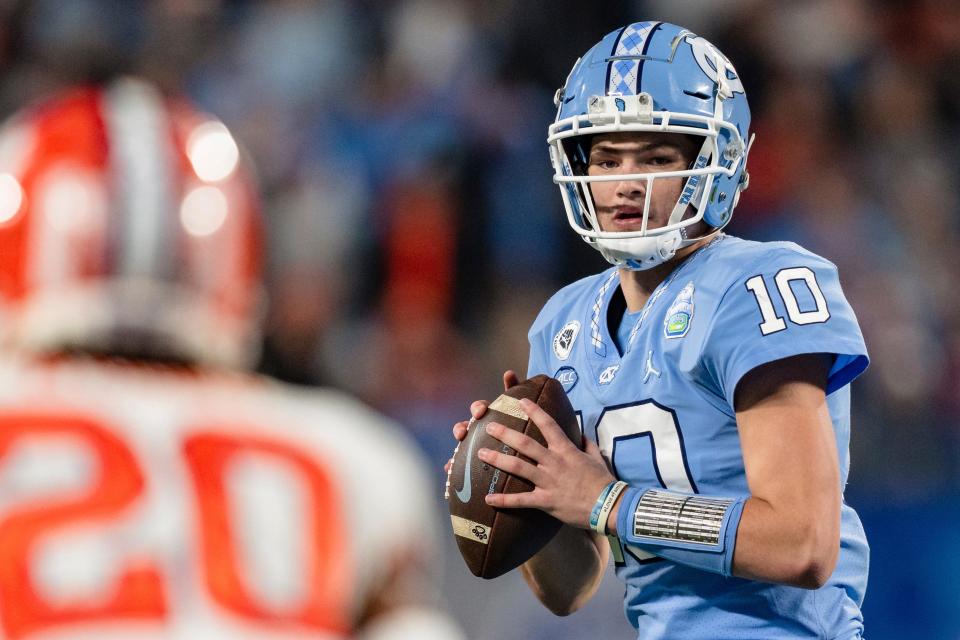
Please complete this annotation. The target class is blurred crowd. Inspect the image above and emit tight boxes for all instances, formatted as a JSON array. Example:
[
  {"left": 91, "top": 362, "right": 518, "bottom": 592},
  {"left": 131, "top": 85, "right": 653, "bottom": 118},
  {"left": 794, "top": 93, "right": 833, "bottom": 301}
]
[{"left": 1, "top": 1, "right": 958, "bottom": 638}]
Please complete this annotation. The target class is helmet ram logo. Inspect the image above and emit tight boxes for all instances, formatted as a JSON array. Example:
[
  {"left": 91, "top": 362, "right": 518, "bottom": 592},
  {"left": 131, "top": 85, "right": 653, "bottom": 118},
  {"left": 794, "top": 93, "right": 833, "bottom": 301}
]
[{"left": 684, "top": 34, "right": 744, "bottom": 98}]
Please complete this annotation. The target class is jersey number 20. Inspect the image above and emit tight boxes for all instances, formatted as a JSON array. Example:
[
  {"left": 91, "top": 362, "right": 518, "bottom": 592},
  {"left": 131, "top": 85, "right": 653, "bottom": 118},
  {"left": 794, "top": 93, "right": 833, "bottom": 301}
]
[{"left": 0, "top": 412, "right": 349, "bottom": 639}]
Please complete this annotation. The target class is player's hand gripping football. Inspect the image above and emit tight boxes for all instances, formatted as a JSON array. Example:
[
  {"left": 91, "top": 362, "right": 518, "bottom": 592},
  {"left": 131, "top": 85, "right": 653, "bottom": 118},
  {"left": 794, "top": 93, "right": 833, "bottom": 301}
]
[
  {"left": 444, "top": 370, "right": 519, "bottom": 474},
  {"left": 445, "top": 370, "right": 616, "bottom": 531}
]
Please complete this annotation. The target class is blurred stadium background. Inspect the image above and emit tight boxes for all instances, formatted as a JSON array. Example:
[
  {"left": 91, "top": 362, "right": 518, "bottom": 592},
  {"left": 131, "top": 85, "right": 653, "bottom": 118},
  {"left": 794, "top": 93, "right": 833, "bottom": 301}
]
[{"left": 1, "top": 0, "right": 958, "bottom": 638}]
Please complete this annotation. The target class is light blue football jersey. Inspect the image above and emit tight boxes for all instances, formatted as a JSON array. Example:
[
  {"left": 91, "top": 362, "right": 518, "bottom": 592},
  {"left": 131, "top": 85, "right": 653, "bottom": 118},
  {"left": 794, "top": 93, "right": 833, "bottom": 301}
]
[{"left": 527, "top": 235, "right": 869, "bottom": 639}]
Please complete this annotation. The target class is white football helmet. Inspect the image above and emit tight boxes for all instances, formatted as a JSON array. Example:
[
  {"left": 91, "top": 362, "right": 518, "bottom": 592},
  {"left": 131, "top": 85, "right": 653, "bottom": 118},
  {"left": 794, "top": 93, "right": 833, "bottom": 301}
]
[{"left": 0, "top": 77, "right": 263, "bottom": 368}]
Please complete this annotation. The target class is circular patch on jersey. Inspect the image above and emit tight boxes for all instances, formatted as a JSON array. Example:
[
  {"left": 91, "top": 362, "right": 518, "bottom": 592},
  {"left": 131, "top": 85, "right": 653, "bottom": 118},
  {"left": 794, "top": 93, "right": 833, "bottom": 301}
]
[
  {"left": 554, "top": 366, "right": 579, "bottom": 393},
  {"left": 553, "top": 320, "right": 581, "bottom": 361}
]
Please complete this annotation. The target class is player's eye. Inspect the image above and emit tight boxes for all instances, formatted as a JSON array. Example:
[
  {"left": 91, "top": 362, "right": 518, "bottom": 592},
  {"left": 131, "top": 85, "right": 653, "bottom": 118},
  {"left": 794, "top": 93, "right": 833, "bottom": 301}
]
[
  {"left": 590, "top": 158, "right": 619, "bottom": 171},
  {"left": 647, "top": 155, "right": 678, "bottom": 166}
]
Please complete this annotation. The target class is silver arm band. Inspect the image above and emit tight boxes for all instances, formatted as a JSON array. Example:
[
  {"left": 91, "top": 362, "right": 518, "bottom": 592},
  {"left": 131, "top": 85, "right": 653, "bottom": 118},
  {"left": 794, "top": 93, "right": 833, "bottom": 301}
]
[{"left": 633, "top": 489, "right": 734, "bottom": 546}]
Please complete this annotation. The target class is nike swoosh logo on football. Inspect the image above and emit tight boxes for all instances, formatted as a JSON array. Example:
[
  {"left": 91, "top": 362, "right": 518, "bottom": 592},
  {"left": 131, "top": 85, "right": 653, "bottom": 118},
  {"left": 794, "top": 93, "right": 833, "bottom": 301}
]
[{"left": 455, "top": 419, "right": 480, "bottom": 503}]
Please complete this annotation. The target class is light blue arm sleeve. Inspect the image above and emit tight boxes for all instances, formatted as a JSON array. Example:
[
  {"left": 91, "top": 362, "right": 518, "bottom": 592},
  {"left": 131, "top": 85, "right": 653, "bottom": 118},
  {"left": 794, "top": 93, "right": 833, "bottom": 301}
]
[{"left": 699, "top": 250, "right": 869, "bottom": 408}]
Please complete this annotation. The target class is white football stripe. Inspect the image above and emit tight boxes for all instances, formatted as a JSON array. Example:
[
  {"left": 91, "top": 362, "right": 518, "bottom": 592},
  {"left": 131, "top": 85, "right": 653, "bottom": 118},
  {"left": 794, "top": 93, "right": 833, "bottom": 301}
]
[{"left": 450, "top": 515, "right": 490, "bottom": 545}]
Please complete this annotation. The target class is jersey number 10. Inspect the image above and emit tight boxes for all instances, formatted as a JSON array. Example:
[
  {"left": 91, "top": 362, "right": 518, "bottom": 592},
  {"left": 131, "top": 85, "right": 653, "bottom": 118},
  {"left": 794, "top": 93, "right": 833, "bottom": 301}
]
[{"left": 745, "top": 267, "right": 830, "bottom": 336}]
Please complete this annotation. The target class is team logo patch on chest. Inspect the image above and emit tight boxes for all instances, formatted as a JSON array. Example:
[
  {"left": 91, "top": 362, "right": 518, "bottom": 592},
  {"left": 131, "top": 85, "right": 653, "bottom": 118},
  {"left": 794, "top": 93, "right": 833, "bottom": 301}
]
[
  {"left": 598, "top": 364, "right": 620, "bottom": 385},
  {"left": 553, "top": 320, "right": 581, "bottom": 360},
  {"left": 664, "top": 282, "right": 695, "bottom": 339}
]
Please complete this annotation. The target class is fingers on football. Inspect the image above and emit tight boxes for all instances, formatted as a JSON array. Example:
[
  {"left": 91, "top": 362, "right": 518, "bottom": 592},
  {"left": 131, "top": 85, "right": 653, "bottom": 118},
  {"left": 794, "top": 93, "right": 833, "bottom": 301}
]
[
  {"left": 452, "top": 420, "right": 469, "bottom": 441},
  {"left": 478, "top": 446, "right": 542, "bottom": 484},
  {"left": 519, "top": 398, "right": 572, "bottom": 449},
  {"left": 502, "top": 370, "right": 520, "bottom": 391},
  {"left": 470, "top": 400, "right": 489, "bottom": 419},
  {"left": 485, "top": 422, "right": 547, "bottom": 461},
  {"left": 485, "top": 490, "right": 539, "bottom": 509}
]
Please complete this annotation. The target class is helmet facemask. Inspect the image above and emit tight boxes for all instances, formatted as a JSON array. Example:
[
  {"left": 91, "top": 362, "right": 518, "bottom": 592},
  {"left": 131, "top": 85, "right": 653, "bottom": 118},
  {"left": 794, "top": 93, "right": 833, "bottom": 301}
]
[{"left": 549, "top": 93, "right": 746, "bottom": 270}]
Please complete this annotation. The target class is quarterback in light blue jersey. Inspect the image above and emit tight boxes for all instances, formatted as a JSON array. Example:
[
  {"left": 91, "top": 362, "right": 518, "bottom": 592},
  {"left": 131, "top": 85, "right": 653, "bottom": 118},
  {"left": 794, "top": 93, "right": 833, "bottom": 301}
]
[{"left": 449, "top": 20, "right": 870, "bottom": 639}]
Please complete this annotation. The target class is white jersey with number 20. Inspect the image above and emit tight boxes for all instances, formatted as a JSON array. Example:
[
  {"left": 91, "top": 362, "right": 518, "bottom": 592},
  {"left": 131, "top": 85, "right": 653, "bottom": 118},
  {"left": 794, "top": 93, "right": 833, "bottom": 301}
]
[{"left": 0, "top": 357, "right": 439, "bottom": 640}]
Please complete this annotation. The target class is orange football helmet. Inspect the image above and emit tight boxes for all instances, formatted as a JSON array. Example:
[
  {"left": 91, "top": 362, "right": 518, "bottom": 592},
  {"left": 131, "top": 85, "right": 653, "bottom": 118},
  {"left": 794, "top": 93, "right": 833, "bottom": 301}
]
[{"left": 0, "top": 77, "right": 263, "bottom": 368}]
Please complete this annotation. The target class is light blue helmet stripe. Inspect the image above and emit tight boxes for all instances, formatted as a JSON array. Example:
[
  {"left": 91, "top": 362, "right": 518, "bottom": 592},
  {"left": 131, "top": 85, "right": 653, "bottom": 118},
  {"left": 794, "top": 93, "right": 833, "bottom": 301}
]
[{"left": 607, "top": 21, "right": 658, "bottom": 95}]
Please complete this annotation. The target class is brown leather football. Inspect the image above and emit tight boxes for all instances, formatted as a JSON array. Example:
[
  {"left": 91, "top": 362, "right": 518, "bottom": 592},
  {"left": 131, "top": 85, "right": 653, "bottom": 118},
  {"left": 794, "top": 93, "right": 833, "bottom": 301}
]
[{"left": 446, "top": 374, "right": 581, "bottom": 579}]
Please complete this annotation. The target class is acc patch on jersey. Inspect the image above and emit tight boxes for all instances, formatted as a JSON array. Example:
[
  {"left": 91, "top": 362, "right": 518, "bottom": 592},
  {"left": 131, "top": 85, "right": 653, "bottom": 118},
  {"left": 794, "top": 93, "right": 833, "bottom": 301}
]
[
  {"left": 554, "top": 366, "right": 579, "bottom": 392},
  {"left": 553, "top": 320, "right": 581, "bottom": 360},
  {"left": 664, "top": 282, "right": 695, "bottom": 339}
]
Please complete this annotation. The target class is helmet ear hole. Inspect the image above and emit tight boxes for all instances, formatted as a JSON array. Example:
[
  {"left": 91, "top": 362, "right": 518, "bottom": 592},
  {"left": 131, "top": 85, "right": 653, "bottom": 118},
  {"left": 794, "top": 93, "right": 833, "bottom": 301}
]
[{"left": 561, "top": 136, "right": 593, "bottom": 176}]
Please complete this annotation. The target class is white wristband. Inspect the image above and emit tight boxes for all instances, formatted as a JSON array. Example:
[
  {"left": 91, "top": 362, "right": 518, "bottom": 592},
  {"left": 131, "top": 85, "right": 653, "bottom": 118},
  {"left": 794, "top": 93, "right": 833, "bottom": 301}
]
[{"left": 592, "top": 480, "right": 628, "bottom": 534}]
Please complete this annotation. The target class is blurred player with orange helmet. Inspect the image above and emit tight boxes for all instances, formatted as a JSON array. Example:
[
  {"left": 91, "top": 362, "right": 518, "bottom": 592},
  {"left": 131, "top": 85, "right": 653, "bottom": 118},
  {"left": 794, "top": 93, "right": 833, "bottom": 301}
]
[{"left": 0, "top": 77, "right": 462, "bottom": 640}]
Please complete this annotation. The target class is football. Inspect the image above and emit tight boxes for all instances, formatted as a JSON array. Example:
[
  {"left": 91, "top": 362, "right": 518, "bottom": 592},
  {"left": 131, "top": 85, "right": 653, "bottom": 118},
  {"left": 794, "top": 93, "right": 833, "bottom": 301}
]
[{"left": 446, "top": 374, "right": 581, "bottom": 579}]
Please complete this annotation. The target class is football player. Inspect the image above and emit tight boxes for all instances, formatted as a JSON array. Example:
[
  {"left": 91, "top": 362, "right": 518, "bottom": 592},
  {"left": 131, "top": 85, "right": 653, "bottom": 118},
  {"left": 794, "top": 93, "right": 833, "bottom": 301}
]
[
  {"left": 450, "top": 21, "right": 869, "bottom": 638},
  {"left": 0, "top": 77, "right": 463, "bottom": 640}
]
